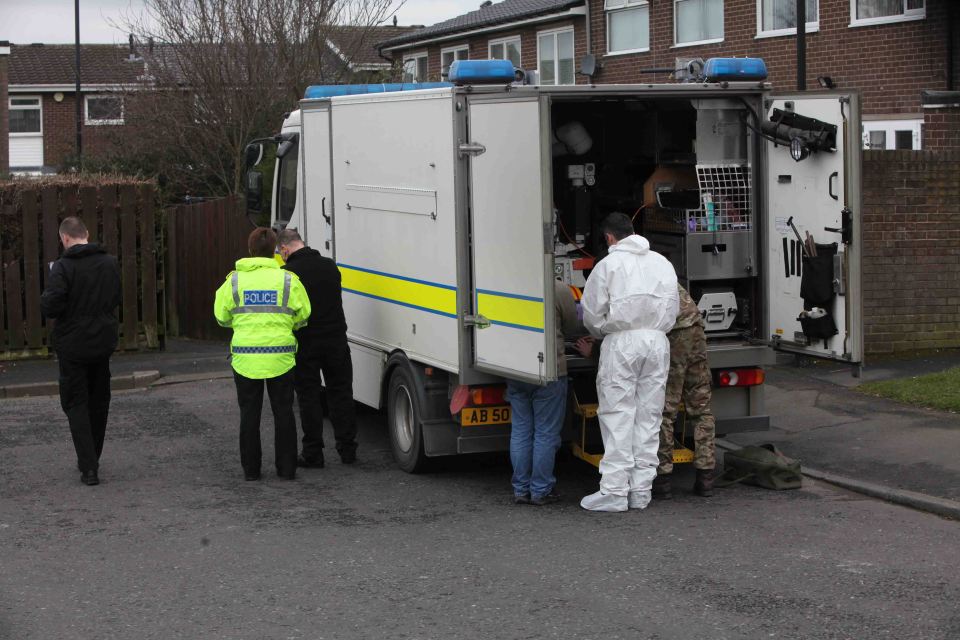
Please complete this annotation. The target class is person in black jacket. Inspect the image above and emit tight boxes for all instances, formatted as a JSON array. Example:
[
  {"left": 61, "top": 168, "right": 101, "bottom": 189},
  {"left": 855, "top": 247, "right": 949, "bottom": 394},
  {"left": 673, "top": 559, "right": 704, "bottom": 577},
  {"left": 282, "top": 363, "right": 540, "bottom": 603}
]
[
  {"left": 40, "top": 217, "right": 122, "bottom": 486},
  {"left": 277, "top": 229, "right": 357, "bottom": 466}
]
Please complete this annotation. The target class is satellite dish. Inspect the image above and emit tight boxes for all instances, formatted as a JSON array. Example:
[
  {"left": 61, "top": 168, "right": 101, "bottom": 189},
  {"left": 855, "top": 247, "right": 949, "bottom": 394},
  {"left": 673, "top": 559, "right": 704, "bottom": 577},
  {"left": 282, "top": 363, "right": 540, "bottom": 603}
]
[{"left": 580, "top": 54, "right": 597, "bottom": 77}]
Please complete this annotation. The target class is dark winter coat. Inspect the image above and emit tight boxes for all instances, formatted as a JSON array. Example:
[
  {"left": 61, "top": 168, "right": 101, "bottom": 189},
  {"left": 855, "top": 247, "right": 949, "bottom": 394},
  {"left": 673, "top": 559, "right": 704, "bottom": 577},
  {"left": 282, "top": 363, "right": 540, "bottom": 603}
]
[
  {"left": 282, "top": 246, "right": 348, "bottom": 346},
  {"left": 40, "top": 243, "right": 122, "bottom": 361}
]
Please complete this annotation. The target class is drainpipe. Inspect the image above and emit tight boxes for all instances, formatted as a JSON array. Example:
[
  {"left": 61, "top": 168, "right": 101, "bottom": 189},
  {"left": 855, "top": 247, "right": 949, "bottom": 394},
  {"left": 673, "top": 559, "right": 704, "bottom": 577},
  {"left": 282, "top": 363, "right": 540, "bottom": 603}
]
[
  {"left": 74, "top": 0, "right": 82, "bottom": 164},
  {"left": 584, "top": 0, "right": 592, "bottom": 55},
  {"left": 796, "top": 0, "right": 806, "bottom": 90}
]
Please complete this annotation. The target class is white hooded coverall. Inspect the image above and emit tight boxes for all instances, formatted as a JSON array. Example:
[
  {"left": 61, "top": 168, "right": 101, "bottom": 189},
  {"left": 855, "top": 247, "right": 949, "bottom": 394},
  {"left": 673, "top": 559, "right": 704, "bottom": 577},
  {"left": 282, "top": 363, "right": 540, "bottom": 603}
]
[{"left": 581, "top": 234, "right": 679, "bottom": 498}]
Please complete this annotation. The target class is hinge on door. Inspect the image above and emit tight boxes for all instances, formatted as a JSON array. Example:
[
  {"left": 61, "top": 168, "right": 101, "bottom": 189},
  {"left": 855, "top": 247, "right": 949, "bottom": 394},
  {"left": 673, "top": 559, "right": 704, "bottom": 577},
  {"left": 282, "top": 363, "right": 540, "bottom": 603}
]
[
  {"left": 463, "top": 314, "right": 491, "bottom": 329},
  {"left": 458, "top": 141, "right": 486, "bottom": 158}
]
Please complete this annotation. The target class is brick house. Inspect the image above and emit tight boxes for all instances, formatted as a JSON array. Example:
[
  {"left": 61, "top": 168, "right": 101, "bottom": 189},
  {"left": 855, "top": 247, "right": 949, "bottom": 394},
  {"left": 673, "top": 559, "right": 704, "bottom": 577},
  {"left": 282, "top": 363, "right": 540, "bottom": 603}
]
[
  {"left": 4, "top": 26, "right": 418, "bottom": 174},
  {"left": 380, "top": 0, "right": 959, "bottom": 152},
  {"left": 380, "top": 0, "right": 960, "bottom": 356}
]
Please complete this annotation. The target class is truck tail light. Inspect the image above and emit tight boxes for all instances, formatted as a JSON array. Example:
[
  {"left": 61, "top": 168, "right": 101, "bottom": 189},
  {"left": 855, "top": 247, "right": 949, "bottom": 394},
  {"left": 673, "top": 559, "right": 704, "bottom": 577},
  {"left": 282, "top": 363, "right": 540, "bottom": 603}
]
[
  {"left": 471, "top": 386, "right": 506, "bottom": 406},
  {"left": 715, "top": 368, "right": 765, "bottom": 387},
  {"left": 449, "top": 384, "right": 508, "bottom": 415}
]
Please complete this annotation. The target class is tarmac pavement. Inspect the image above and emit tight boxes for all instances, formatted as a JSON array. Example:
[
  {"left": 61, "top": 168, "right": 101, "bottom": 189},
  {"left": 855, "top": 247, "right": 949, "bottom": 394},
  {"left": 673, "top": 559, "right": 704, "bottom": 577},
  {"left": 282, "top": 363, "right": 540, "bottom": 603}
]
[{"left": 2, "top": 340, "right": 960, "bottom": 518}]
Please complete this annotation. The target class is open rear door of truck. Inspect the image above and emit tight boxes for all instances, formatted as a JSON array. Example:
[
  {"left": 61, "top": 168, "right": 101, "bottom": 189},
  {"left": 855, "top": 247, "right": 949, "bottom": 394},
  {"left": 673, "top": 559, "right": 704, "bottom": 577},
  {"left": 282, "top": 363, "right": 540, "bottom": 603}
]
[
  {"left": 765, "top": 93, "right": 863, "bottom": 365},
  {"left": 466, "top": 94, "right": 556, "bottom": 384}
]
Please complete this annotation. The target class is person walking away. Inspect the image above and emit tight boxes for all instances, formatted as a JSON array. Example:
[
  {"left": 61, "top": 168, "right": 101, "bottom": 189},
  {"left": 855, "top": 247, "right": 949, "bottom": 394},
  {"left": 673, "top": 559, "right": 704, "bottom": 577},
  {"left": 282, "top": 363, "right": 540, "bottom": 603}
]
[
  {"left": 579, "top": 213, "right": 679, "bottom": 512},
  {"left": 507, "top": 279, "right": 581, "bottom": 505},
  {"left": 40, "top": 217, "right": 122, "bottom": 486},
  {"left": 655, "top": 285, "right": 715, "bottom": 498},
  {"left": 214, "top": 228, "right": 311, "bottom": 480},
  {"left": 276, "top": 229, "right": 358, "bottom": 466}
]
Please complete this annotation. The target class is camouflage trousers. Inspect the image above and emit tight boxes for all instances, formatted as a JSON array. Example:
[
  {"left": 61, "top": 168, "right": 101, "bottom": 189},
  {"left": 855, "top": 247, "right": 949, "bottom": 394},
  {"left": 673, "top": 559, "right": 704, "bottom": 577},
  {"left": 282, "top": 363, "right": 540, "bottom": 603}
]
[{"left": 658, "top": 325, "right": 716, "bottom": 474}]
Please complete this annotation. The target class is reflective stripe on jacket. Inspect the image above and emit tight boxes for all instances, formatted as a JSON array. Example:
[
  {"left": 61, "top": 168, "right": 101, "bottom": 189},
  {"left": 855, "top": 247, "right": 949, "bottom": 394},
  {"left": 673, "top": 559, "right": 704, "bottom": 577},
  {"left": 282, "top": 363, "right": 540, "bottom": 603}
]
[{"left": 213, "top": 257, "right": 311, "bottom": 379}]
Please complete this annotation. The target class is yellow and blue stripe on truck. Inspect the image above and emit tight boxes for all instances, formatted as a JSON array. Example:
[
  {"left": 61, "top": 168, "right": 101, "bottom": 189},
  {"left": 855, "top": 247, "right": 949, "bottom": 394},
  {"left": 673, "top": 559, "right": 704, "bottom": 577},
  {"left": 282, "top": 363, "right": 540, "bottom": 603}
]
[{"left": 337, "top": 264, "right": 545, "bottom": 333}]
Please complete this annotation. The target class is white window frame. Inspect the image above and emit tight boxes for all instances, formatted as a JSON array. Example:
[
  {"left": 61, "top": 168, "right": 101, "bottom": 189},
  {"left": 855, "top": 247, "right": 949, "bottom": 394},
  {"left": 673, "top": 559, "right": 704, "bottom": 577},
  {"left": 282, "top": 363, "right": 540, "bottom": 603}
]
[
  {"left": 756, "top": 0, "right": 819, "bottom": 38},
  {"left": 440, "top": 44, "right": 470, "bottom": 78},
  {"left": 8, "top": 95, "right": 43, "bottom": 137},
  {"left": 537, "top": 27, "right": 576, "bottom": 85},
  {"left": 862, "top": 119, "right": 922, "bottom": 150},
  {"left": 673, "top": 0, "right": 724, "bottom": 48},
  {"left": 84, "top": 94, "right": 124, "bottom": 125},
  {"left": 488, "top": 36, "right": 522, "bottom": 67},
  {"left": 849, "top": 0, "right": 925, "bottom": 28},
  {"left": 605, "top": 0, "right": 651, "bottom": 55},
  {"left": 402, "top": 51, "right": 428, "bottom": 83}
]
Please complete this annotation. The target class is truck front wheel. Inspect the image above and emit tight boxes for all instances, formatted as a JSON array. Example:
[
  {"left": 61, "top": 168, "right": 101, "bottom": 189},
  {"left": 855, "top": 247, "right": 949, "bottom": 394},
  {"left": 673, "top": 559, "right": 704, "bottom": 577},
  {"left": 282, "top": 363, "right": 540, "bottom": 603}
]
[{"left": 387, "top": 365, "right": 427, "bottom": 473}]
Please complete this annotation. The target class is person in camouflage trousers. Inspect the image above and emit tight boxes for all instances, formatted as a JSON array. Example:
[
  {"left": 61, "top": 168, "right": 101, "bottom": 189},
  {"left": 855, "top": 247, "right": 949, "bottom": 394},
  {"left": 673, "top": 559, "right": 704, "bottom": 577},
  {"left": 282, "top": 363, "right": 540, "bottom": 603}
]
[{"left": 653, "top": 285, "right": 715, "bottom": 499}]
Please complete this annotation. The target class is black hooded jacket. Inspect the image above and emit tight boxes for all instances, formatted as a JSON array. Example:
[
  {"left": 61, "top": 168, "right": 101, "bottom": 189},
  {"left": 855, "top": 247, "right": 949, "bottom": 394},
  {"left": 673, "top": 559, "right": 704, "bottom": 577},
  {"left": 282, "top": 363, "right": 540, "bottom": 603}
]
[
  {"left": 282, "top": 246, "right": 348, "bottom": 345},
  {"left": 40, "top": 242, "right": 122, "bottom": 361}
]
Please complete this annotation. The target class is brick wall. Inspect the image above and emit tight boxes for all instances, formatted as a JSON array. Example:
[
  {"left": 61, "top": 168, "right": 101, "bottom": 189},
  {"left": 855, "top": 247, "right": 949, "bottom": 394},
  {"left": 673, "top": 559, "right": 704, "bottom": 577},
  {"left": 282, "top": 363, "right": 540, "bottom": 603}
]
[
  {"left": 590, "top": 0, "right": 950, "bottom": 117},
  {"left": 923, "top": 107, "right": 960, "bottom": 151},
  {"left": 861, "top": 150, "right": 960, "bottom": 355},
  {"left": 0, "top": 47, "right": 8, "bottom": 175},
  {"left": 41, "top": 93, "right": 119, "bottom": 169},
  {"left": 391, "top": 0, "right": 952, "bottom": 119}
]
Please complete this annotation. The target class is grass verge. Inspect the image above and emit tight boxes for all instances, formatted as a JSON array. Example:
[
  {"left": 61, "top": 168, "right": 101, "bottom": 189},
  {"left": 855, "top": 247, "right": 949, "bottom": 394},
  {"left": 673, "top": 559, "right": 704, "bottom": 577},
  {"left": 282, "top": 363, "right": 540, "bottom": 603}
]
[{"left": 859, "top": 367, "right": 960, "bottom": 413}]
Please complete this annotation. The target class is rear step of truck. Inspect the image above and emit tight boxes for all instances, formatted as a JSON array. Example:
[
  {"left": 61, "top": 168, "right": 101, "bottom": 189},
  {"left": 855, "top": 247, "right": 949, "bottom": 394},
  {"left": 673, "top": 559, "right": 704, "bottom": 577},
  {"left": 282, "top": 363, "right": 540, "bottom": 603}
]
[{"left": 570, "top": 394, "right": 694, "bottom": 468}]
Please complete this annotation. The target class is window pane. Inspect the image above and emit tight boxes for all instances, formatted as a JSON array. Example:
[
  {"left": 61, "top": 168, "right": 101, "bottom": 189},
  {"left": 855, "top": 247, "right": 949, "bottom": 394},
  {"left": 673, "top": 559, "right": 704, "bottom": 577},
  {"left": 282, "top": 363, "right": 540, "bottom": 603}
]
[
  {"left": 277, "top": 141, "right": 299, "bottom": 223},
  {"left": 895, "top": 130, "right": 913, "bottom": 150},
  {"left": 762, "top": 0, "right": 817, "bottom": 30},
  {"left": 490, "top": 42, "right": 504, "bottom": 59},
  {"left": 609, "top": 5, "right": 649, "bottom": 52},
  {"left": 677, "top": 0, "right": 723, "bottom": 43},
  {"left": 506, "top": 41, "right": 521, "bottom": 68},
  {"left": 10, "top": 108, "right": 41, "bottom": 133},
  {"left": 856, "top": 0, "right": 903, "bottom": 19},
  {"left": 442, "top": 51, "right": 454, "bottom": 76},
  {"left": 539, "top": 34, "right": 556, "bottom": 85},
  {"left": 88, "top": 97, "right": 122, "bottom": 121},
  {"left": 868, "top": 130, "right": 887, "bottom": 149},
  {"left": 11, "top": 98, "right": 40, "bottom": 107},
  {"left": 403, "top": 59, "right": 416, "bottom": 82},
  {"left": 906, "top": 0, "right": 924, "bottom": 9},
  {"left": 557, "top": 31, "right": 575, "bottom": 84},
  {"left": 418, "top": 57, "right": 428, "bottom": 82}
]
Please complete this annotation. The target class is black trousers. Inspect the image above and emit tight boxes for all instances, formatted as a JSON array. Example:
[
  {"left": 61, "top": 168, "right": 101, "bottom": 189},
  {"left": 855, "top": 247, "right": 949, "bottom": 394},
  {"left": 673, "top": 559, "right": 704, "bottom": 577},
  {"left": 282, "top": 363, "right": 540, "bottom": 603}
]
[
  {"left": 58, "top": 357, "right": 112, "bottom": 473},
  {"left": 233, "top": 370, "right": 298, "bottom": 477},
  {"left": 293, "top": 338, "right": 357, "bottom": 459}
]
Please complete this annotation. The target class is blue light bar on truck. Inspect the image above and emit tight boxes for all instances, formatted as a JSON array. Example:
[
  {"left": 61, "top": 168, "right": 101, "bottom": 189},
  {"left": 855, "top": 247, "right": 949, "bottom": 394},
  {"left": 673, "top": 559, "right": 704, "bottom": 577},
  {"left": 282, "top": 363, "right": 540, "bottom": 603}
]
[
  {"left": 703, "top": 58, "right": 768, "bottom": 82},
  {"left": 303, "top": 82, "right": 452, "bottom": 100},
  {"left": 448, "top": 59, "right": 516, "bottom": 85}
]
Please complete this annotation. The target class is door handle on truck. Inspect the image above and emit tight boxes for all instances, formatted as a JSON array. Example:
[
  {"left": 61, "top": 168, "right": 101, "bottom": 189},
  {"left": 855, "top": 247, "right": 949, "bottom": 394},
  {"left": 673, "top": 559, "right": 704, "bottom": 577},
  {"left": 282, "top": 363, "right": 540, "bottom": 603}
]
[
  {"left": 828, "top": 172, "right": 839, "bottom": 201},
  {"left": 322, "top": 197, "right": 331, "bottom": 224}
]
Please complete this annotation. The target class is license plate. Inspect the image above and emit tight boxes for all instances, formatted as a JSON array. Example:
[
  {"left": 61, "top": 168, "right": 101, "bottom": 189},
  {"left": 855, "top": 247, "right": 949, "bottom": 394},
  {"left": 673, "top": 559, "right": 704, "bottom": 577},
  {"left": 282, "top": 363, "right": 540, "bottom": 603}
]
[{"left": 461, "top": 406, "right": 511, "bottom": 426}]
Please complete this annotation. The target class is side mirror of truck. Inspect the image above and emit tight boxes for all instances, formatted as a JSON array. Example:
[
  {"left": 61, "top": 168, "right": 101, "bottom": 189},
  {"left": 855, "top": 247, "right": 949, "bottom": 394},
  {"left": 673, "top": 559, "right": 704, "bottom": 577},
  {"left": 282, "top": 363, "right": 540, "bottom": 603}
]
[
  {"left": 245, "top": 142, "right": 264, "bottom": 169},
  {"left": 246, "top": 169, "right": 263, "bottom": 213}
]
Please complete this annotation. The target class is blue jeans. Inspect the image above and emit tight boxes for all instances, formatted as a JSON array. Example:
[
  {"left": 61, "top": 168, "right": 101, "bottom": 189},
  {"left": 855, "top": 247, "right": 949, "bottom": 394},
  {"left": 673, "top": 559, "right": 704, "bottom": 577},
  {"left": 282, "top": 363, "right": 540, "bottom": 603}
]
[{"left": 507, "top": 377, "right": 568, "bottom": 499}]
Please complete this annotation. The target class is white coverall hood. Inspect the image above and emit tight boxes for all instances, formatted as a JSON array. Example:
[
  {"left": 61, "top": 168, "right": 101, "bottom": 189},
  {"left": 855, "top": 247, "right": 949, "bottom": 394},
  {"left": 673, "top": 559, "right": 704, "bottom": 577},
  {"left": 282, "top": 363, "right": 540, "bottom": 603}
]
[{"left": 580, "top": 234, "right": 679, "bottom": 504}]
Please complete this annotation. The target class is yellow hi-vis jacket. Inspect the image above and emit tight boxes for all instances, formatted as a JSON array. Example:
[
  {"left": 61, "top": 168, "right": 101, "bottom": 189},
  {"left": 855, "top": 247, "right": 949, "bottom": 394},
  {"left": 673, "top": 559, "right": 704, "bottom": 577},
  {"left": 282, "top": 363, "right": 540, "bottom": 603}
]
[{"left": 214, "top": 257, "right": 311, "bottom": 379}]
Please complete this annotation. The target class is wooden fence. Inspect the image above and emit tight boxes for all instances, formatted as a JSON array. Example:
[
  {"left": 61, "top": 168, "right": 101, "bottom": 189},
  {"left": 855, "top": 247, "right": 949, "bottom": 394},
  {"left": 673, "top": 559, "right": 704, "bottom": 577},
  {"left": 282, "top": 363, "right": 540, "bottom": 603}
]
[
  {"left": 0, "top": 182, "right": 162, "bottom": 359},
  {"left": 165, "top": 196, "right": 255, "bottom": 341}
]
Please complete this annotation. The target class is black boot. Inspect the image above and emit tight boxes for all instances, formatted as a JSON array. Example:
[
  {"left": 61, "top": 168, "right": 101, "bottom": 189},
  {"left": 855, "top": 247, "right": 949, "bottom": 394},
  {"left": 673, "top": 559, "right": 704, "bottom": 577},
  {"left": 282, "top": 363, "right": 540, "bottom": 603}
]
[
  {"left": 652, "top": 474, "right": 672, "bottom": 500},
  {"left": 694, "top": 469, "right": 714, "bottom": 497},
  {"left": 80, "top": 470, "right": 100, "bottom": 486}
]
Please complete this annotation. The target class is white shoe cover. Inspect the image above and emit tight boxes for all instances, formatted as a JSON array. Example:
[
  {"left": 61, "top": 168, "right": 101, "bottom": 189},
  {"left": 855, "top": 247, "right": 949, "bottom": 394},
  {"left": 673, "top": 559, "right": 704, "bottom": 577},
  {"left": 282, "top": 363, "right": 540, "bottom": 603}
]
[
  {"left": 628, "top": 490, "right": 651, "bottom": 510},
  {"left": 580, "top": 490, "right": 628, "bottom": 512}
]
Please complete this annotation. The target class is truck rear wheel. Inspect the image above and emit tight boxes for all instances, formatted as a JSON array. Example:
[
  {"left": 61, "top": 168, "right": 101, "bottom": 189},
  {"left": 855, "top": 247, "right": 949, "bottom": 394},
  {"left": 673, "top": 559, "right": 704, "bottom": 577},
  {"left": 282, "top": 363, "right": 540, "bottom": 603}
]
[{"left": 387, "top": 365, "right": 427, "bottom": 473}]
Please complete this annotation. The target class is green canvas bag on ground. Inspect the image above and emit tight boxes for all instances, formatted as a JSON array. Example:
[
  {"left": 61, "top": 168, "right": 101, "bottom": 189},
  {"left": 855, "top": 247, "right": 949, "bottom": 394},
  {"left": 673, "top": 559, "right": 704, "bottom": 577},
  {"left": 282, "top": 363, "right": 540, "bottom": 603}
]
[{"left": 717, "top": 444, "right": 803, "bottom": 490}]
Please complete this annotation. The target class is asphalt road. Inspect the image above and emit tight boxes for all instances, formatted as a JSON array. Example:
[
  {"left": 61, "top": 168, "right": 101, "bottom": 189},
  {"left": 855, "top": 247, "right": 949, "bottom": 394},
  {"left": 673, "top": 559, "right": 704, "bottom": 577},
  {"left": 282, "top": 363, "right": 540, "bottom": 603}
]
[{"left": 1, "top": 379, "right": 958, "bottom": 640}]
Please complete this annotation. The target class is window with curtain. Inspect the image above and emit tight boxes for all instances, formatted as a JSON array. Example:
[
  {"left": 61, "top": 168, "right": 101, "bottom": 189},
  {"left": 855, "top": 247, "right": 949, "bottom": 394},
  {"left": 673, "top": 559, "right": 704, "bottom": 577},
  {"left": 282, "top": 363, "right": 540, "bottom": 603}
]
[
  {"left": 759, "top": 0, "right": 818, "bottom": 33},
  {"left": 675, "top": 0, "right": 724, "bottom": 45},
  {"left": 605, "top": 0, "right": 650, "bottom": 53},
  {"left": 441, "top": 46, "right": 469, "bottom": 78},
  {"left": 403, "top": 54, "right": 428, "bottom": 82},
  {"left": 538, "top": 29, "right": 575, "bottom": 85},
  {"left": 489, "top": 37, "right": 522, "bottom": 68},
  {"left": 853, "top": 0, "right": 924, "bottom": 23}
]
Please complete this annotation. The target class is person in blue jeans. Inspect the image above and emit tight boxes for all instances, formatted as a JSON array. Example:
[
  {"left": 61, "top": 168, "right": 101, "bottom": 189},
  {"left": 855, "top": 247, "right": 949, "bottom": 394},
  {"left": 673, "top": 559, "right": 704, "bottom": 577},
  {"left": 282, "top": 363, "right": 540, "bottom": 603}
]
[{"left": 508, "top": 279, "right": 581, "bottom": 505}]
